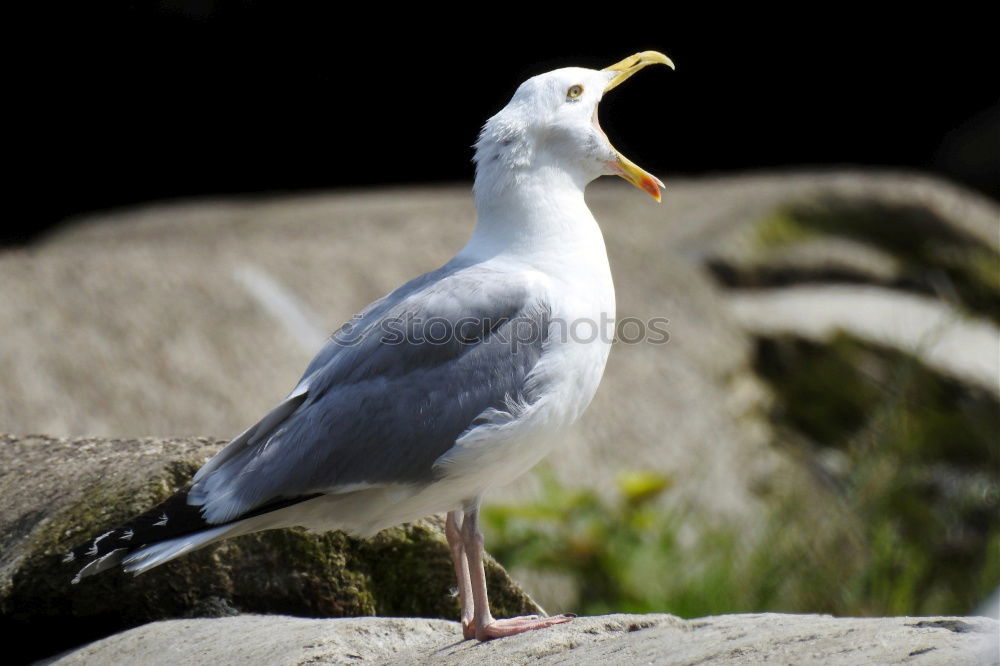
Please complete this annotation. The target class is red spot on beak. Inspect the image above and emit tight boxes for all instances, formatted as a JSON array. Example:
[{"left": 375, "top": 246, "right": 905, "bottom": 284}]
[{"left": 640, "top": 174, "right": 662, "bottom": 201}]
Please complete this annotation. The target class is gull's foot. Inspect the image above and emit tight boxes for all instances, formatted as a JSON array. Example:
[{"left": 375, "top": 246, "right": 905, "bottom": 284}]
[
  {"left": 462, "top": 619, "right": 477, "bottom": 640},
  {"left": 474, "top": 614, "right": 575, "bottom": 641}
]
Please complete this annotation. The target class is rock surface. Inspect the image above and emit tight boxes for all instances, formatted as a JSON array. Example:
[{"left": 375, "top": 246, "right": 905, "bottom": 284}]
[
  {"left": 43, "top": 613, "right": 1000, "bottom": 666},
  {"left": 0, "top": 434, "right": 539, "bottom": 664}
]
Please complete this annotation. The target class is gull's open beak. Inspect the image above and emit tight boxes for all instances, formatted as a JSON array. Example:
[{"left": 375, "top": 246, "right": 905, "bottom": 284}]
[{"left": 602, "top": 51, "right": 674, "bottom": 202}]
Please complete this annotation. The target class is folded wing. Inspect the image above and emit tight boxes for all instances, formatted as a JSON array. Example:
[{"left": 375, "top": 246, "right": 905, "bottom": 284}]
[{"left": 190, "top": 260, "right": 551, "bottom": 524}]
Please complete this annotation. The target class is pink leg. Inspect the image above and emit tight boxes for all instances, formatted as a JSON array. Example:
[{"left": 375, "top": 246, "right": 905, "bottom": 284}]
[
  {"left": 461, "top": 501, "right": 574, "bottom": 641},
  {"left": 445, "top": 510, "right": 475, "bottom": 639}
]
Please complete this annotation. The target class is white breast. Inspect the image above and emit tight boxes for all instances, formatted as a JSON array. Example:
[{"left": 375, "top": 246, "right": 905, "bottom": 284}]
[
  {"left": 434, "top": 211, "right": 615, "bottom": 494},
  {"left": 420, "top": 149, "right": 620, "bottom": 504}
]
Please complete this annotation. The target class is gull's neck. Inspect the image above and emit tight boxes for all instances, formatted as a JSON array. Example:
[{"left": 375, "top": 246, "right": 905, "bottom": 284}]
[{"left": 459, "top": 164, "right": 605, "bottom": 265}]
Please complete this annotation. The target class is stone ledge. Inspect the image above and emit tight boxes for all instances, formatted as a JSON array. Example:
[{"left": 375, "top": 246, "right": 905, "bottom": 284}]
[{"left": 41, "top": 613, "right": 999, "bottom": 666}]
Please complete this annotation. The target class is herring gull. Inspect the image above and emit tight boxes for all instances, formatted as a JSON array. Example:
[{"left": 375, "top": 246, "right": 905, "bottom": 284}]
[{"left": 67, "top": 51, "right": 674, "bottom": 640}]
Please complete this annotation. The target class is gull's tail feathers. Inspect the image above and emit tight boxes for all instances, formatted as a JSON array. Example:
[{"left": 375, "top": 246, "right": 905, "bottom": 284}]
[
  {"left": 66, "top": 486, "right": 321, "bottom": 584},
  {"left": 120, "top": 522, "right": 249, "bottom": 576}
]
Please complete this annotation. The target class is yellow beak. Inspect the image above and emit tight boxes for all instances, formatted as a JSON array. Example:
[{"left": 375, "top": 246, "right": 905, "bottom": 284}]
[
  {"left": 602, "top": 51, "right": 674, "bottom": 202},
  {"left": 604, "top": 51, "right": 675, "bottom": 92}
]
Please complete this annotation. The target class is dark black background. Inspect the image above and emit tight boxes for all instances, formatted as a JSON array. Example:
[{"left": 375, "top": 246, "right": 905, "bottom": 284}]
[{"left": 9, "top": 2, "right": 998, "bottom": 244}]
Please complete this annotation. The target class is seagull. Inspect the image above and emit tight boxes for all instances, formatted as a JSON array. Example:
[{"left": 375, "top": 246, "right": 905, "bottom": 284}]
[{"left": 67, "top": 51, "right": 674, "bottom": 640}]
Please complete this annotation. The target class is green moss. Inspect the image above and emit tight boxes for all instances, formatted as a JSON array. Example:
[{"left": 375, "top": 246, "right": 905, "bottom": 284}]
[
  {"left": 754, "top": 210, "right": 818, "bottom": 249},
  {"left": 965, "top": 247, "right": 1000, "bottom": 292},
  {"left": 353, "top": 522, "right": 459, "bottom": 619},
  {"left": 197, "top": 528, "right": 374, "bottom": 618}
]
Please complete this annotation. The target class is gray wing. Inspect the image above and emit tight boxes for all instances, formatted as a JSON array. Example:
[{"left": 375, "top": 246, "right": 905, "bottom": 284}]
[{"left": 190, "top": 259, "right": 550, "bottom": 524}]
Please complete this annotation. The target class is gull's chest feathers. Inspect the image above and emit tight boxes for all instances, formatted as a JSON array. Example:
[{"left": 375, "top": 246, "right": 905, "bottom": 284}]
[
  {"left": 461, "top": 187, "right": 616, "bottom": 420},
  {"left": 431, "top": 225, "right": 616, "bottom": 494},
  {"left": 524, "top": 244, "right": 616, "bottom": 426}
]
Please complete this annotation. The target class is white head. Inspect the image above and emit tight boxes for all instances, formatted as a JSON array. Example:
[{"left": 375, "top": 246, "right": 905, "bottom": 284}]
[{"left": 473, "top": 52, "right": 673, "bottom": 205}]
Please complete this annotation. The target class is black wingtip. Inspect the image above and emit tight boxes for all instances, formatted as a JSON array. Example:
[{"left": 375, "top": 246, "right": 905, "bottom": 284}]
[
  {"left": 65, "top": 486, "right": 323, "bottom": 583},
  {"left": 65, "top": 486, "right": 209, "bottom": 583}
]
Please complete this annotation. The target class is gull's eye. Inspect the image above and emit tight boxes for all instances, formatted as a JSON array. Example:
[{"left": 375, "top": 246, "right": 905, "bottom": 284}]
[{"left": 567, "top": 84, "right": 584, "bottom": 100}]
